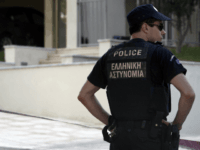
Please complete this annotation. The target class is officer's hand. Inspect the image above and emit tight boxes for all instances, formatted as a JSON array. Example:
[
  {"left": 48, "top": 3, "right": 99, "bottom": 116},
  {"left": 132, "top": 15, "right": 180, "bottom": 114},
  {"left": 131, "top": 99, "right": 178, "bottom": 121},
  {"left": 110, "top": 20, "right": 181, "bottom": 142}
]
[
  {"left": 162, "top": 119, "right": 171, "bottom": 126},
  {"left": 162, "top": 119, "right": 182, "bottom": 130}
]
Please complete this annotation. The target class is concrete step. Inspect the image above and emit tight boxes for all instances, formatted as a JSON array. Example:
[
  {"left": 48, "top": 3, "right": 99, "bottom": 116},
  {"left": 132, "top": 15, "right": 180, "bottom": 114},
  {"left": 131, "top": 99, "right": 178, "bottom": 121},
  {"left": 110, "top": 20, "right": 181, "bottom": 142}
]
[
  {"left": 47, "top": 54, "right": 63, "bottom": 61},
  {"left": 40, "top": 47, "right": 99, "bottom": 65},
  {"left": 39, "top": 59, "right": 61, "bottom": 65},
  {"left": 47, "top": 53, "right": 99, "bottom": 61},
  {"left": 61, "top": 55, "right": 100, "bottom": 63},
  {"left": 56, "top": 47, "right": 99, "bottom": 55},
  {"left": 58, "top": 46, "right": 99, "bottom": 51},
  {"left": 40, "top": 55, "right": 100, "bottom": 64}
]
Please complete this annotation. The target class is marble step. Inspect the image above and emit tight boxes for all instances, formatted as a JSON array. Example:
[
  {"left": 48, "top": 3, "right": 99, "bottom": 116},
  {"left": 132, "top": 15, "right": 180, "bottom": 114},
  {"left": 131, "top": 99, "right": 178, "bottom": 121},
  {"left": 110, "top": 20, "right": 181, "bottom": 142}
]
[
  {"left": 39, "top": 55, "right": 100, "bottom": 64},
  {"left": 55, "top": 47, "right": 99, "bottom": 55},
  {"left": 39, "top": 59, "right": 61, "bottom": 64},
  {"left": 47, "top": 53, "right": 99, "bottom": 61},
  {"left": 61, "top": 55, "right": 100, "bottom": 63}
]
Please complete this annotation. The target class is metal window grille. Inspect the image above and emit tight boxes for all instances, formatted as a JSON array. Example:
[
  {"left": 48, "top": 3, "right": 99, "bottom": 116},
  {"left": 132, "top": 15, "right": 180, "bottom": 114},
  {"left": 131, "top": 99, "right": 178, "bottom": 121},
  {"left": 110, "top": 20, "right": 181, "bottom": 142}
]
[
  {"left": 77, "top": 0, "right": 107, "bottom": 47},
  {"left": 162, "top": 19, "right": 174, "bottom": 46}
]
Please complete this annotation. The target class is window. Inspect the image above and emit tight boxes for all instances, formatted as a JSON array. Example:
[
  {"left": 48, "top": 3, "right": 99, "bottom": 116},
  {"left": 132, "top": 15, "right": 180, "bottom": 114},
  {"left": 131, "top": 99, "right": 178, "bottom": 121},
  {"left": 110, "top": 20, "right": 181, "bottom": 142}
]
[
  {"left": 32, "top": 13, "right": 44, "bottom": 26},
  {"left": 12, "top": 12, "right": 29, "bottom": 23},
  {"left": 0, "top": 13, "right": 5, "bottom": 19},
  {"left": 78, "top": 0, "right": 107, "bottom": 47}
]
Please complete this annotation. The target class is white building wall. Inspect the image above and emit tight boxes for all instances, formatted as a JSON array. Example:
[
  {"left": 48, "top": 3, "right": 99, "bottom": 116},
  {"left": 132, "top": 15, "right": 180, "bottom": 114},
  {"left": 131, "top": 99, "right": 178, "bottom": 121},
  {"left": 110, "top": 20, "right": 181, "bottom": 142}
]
[
  {"left": 0, "top": 61, "right": 199, "bottom": 137},
  {"left": 45, "top": 0, "right": 54, "bottom": 48},
  {"left": 4, "top": 45, "right": 55, "bottom": 66},
  {"left": 67, "top": 0, "right": 77, "bottom": 48},
  {"left": 106, "top": 0, "right": 126, "bottom": 38},
  {"left": 0, "top": 62, "right": 15, "bottom": 67},
  {"left": 0, "top": 63, "right": 109, "bottom": 127}
]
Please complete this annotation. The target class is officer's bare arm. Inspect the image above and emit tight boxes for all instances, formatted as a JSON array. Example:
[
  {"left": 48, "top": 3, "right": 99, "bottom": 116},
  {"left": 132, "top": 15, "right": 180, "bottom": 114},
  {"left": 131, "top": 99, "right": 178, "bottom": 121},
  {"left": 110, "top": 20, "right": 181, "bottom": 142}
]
[
  {"left": 170, "top": 73, "right": 195, "bottom": 130},
  {"left": 78, "top": 80, "right": 110, "bottom": 125}
]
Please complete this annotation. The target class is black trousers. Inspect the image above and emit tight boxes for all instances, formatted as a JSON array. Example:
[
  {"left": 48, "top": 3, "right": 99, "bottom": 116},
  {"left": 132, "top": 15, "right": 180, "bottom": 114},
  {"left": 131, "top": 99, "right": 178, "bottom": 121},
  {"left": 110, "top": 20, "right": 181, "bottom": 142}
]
[{"left": 109, "top": 121, "right": 168, "bottom": 150}]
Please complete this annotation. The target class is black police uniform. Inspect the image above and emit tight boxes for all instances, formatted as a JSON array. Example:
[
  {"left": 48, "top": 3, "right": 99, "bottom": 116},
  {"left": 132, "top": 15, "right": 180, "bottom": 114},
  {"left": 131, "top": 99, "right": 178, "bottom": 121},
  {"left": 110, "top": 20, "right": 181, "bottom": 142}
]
[
  {"left": 87, "top": 4, "right": 186, "bottom": 150},
  {"left": 87, "top": 39, "right": 186, "bottom": 150}
]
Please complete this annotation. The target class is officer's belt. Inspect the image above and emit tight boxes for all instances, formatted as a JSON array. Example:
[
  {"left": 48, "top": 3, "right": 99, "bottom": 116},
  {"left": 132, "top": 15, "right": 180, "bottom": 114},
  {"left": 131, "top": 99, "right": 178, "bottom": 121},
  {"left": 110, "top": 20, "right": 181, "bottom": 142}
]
[
  {"left": 102, "top": 119, "right": 152, "bottom": 143},
  {"left": 117, "top": 120, "right": 152, "bottom": 129}
]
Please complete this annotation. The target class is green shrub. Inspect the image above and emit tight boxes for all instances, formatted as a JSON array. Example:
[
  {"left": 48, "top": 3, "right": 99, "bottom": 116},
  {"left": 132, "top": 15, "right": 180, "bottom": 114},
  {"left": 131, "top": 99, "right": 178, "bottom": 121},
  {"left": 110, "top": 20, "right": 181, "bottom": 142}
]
[
  {"left": 170, "top": 46, "right": 200, "bottom": 62},
  {"left": 0, "top": 51, "right": 4, "bottom": 62}
]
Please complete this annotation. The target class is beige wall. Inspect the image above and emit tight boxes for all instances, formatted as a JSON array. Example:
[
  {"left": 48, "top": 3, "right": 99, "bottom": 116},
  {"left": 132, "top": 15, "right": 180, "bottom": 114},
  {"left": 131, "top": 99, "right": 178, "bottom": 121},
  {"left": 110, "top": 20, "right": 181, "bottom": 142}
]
[
  {"left": 4, "top": 45, "right": 55, "bottom": 66},
  {"left": 0, "top": 61, "right": 199, "bottom": 135},
  {"left": 98, "top": 39, "right": 129, "bottom": 56},
  {"left": 45, "top": 0, "right": 54, "bottom": 48},
  {"left": 0, "top": 62, "right": 15, "bottom": 67},
  {"left": 44, "top": 0, "right": 67, "bottom": 48},
  {"left": 0, "top": 0, "right": 44, "bottom": 13},
  {"left": 67, "top": 0, "right": 77, "bottom": 48},
  {"left": 0, "top": 63, "right": 110, "bottom": 127}
]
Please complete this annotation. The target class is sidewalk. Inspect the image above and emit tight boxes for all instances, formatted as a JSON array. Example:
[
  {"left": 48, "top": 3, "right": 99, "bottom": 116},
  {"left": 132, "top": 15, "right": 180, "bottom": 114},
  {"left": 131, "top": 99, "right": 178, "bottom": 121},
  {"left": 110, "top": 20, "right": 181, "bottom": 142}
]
[
  {"left": 0, "top": 111, "right": 109, "bottom": 150},
  {"left": 0, "top": 111, "right": 190, "bottom": 150}
]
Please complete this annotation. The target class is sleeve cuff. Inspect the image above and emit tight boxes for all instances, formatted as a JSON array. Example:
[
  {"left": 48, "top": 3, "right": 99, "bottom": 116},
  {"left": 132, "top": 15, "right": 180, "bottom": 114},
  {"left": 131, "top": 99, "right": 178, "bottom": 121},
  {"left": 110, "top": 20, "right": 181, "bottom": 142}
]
[
  {"left": 87, "top": 76, "right": 107, "bottom": 89},
  {"left": 168, "top": 68, "right": 187, "bottom": 83}
]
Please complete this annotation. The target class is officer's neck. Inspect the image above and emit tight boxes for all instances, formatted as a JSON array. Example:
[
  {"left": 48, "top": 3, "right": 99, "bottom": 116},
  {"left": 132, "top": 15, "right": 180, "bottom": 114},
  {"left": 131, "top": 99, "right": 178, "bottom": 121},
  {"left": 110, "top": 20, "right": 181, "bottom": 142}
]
[{"left": 131, "top": 33, "right": 148, "bottom": 41}]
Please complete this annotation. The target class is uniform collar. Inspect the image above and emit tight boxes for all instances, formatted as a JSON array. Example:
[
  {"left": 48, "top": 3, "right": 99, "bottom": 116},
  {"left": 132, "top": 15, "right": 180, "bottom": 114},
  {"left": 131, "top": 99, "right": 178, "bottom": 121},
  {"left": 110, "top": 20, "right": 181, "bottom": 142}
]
[
  {"left": 129, "top": 38, "right": 146, "bottom": 43},
  {"left": 129, "top": 38, "right": 163, "bottom": 46}
]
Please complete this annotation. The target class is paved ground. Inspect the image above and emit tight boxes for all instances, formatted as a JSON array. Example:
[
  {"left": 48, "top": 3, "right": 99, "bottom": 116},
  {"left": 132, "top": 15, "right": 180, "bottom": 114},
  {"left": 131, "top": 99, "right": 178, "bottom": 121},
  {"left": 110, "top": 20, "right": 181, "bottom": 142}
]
[
  {"left": 0, "top": 111, "right": 189, "bottom": 150},
  {"left": 0, "top": 111, "right": 109, "bottom": 150}
]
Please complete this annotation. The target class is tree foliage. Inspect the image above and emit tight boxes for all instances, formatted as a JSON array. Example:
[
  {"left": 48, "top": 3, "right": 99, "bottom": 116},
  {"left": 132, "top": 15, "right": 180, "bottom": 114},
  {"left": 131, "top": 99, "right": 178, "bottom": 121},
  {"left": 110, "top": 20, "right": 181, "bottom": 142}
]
[{"left": 141, "top": 0, "right": 199, "bottom": 53}]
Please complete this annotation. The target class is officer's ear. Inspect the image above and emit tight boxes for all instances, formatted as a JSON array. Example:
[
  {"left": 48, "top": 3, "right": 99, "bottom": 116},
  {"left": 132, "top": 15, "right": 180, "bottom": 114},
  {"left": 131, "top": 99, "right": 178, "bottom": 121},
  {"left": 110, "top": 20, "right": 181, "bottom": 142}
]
[{"left": 141, "top": 23, "right": 149, "bottom": 34}]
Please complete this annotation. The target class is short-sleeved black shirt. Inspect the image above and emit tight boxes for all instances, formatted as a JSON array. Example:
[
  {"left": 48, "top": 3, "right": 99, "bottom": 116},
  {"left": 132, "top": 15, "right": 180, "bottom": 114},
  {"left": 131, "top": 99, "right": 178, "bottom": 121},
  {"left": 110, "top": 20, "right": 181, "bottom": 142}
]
[
  {"left": 87, "top": 38, "right": 187, "bottom": 114},
  {"left": 88, "top": 39, "right": 186, "bottom": 87}
]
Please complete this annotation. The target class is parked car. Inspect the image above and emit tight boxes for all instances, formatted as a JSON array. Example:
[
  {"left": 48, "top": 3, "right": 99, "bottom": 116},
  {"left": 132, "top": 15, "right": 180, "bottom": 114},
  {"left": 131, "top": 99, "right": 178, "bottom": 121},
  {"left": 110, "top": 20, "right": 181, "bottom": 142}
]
[{"left": 0, "top": 7, "right": 44, "bottom": 51}]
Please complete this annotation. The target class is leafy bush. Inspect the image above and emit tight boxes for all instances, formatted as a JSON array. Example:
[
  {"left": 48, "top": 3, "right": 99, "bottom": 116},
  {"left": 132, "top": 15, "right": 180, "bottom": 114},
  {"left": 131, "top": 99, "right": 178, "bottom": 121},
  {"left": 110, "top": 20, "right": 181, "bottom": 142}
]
[
  {"left": 0, "top": 51, "right": 4, "bottom": 61},
  {"left": 170, "top": 46, "right": 200, "bottom": 62}
]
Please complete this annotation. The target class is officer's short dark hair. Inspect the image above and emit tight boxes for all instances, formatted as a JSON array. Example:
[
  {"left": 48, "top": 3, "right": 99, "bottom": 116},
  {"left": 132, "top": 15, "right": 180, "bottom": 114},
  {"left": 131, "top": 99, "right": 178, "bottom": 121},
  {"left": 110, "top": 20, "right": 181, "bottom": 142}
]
[{"left": 129, "top": 17, "right": 161, "bottom": 35}]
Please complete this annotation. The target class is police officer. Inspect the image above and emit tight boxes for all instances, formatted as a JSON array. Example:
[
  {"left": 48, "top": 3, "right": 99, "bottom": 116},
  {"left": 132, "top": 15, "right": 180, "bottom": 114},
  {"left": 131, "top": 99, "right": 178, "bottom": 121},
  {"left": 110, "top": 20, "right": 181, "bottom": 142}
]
[{"left": 78, "top": 4, "right": 195, "bottom": 150}]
